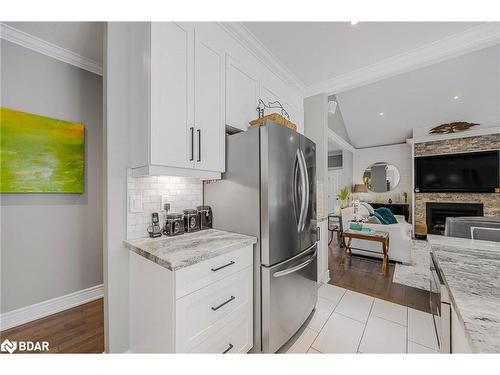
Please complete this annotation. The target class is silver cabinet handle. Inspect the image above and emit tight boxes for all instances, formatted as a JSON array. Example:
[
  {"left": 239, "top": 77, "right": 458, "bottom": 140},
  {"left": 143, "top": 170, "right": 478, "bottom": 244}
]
[
  {"left": 197, "top": 128, "right": 201, "bottom": 162},
  {"left": 222, "top": 343, "right": 233, "bottom": 354},
  {"left": 211, "top": 295, "right": 235, "bottom": 311},
  {"left": 273, "top": 249, "right": 317, "bottom": 278},
  {"left": 211, "top": 260, "right": 235, "bottom": 272},
  {"left": 317, "top": 226, "right": 321, "bottom": 241},
  {"left": 189, "top": 127, "right": 194, "bottom": 161}
]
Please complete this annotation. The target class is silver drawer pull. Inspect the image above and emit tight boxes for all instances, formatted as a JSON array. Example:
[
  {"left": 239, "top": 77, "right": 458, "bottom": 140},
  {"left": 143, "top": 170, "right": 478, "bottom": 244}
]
[
  {"left": 211, "top": 261, "right": 235, "bottom": 272},
  {"left": 222, "top": 343, "right": 233, "bottom": 354},
  {"left": 211, "top": 295, "right": 235, "bottom": 311}
]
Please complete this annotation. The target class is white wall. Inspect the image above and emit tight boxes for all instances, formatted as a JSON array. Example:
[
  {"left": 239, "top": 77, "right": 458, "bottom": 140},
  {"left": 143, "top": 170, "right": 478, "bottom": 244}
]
[
  {"left": 104, "top": 22, "right": 132, "bottom": 353},
  {"left": 353, "top": 143, "right": 412, "bottom": 202},
  {"left": 1, "top": 40, "right": 103, "bottom": 314},
  {"left": 341, "top": 149, "right": 354, "bottom": 193},
  {"left": 304, "top": 94, "right": 328, "bottom": 220}
]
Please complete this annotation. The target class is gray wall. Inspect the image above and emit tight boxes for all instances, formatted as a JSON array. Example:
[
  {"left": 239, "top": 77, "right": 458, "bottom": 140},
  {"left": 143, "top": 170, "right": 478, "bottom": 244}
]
[
  {"left": 1, "top": 41, "right": 103, "bottom": 313},
  {"left": 327, "top": 95, "right": 351, "bottom": 144}
]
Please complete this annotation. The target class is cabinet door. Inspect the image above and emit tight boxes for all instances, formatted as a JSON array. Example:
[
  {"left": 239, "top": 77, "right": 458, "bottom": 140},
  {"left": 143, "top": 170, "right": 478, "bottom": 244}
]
[
  {"left": 194, "top": 33, "right": 225, "bottom": 172},
  {"left": 150, "top": 22, "right": 195, "bottom": 168},
  {"left": 225, "top": 54, "right": 259, "bottom": 131}
]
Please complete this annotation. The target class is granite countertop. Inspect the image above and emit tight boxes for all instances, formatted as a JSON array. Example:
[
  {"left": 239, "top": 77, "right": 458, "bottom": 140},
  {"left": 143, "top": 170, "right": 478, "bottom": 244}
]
[
  {"left": 428, "top": 235, "right": 500, "bottom": 353},
  {"left": 125, "top": 229, "right": 257, "bottom": 271}
]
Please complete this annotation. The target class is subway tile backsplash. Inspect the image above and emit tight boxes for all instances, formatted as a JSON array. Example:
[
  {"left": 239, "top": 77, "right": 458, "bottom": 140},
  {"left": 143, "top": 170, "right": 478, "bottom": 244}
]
[{"left": 126, "top": 169, "right": 203, "bottom": 239}]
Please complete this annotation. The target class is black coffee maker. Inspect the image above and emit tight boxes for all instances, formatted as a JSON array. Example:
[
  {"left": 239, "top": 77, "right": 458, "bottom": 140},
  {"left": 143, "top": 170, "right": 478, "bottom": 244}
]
[{"left": 197, "top": 205, "right": 213, "bottom": 230}]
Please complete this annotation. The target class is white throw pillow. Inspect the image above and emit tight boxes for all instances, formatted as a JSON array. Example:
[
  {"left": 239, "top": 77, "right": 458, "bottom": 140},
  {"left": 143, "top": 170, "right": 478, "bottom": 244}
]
[{"left": 360, "top": 202, "right": 375, "bottom": 215}]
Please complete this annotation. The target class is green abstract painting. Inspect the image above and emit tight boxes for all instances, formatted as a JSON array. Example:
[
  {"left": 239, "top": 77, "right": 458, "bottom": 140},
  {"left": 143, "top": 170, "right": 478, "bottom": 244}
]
[{"left": 1, "top": 107, "right": 84, "bottom": 193}]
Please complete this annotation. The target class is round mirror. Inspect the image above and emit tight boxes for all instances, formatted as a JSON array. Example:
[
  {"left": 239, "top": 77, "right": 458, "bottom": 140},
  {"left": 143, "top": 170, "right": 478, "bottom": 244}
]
[{"left": 363, "top": 162, "right": 401, "bottom": 192}]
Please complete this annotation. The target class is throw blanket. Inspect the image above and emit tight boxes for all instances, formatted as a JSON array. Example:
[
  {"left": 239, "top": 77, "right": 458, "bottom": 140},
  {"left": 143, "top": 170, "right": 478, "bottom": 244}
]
[{"left": 374, "top": 207, "right": 398, "bottom": 224}]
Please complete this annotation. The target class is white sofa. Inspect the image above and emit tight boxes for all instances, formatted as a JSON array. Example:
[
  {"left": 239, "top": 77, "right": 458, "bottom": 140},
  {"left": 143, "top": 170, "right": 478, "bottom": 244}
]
[{"left": 341, "top": 205, "right": 412, "bottom": 264}]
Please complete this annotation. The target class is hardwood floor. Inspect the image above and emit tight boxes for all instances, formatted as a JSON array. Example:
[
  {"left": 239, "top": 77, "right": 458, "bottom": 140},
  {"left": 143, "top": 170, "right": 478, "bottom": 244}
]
[
  {"left": 328, "top": 239, "right": 431, "bottom": 313},
  {"left": 0, "top": 298, "right": 104, "bottom": 354}
]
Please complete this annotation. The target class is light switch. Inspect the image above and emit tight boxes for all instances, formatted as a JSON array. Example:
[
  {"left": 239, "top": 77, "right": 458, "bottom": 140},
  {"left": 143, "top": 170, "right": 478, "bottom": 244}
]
[{"left": 129, "top": 195, "right": 143, "bottom": 213}]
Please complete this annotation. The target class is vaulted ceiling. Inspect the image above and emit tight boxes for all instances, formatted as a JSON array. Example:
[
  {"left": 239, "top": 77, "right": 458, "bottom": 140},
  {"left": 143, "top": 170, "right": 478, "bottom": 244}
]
[
  {"left": 336, "top": 45, "right": 500, "bottom": 148},
  {"left": 243, "top": 22, "right": 499, "bottom": 148}
]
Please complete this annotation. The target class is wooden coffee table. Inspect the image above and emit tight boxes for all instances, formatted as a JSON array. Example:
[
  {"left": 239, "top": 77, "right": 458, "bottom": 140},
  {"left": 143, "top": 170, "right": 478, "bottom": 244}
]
[{"left": 342, "top": 229, "right": 390, "bottom": 276}]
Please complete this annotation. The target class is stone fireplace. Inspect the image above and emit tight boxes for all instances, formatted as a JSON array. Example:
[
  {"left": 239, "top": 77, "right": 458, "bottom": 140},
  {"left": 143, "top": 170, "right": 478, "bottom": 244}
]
[{"left": 413, "top": 132, "right": 500, "bottom": 228}]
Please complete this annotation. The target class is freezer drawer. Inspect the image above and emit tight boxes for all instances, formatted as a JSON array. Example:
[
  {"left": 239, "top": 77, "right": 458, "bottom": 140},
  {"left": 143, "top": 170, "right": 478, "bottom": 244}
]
[{"left": 261, "top": 244, "right": 318, "bottom": 353}]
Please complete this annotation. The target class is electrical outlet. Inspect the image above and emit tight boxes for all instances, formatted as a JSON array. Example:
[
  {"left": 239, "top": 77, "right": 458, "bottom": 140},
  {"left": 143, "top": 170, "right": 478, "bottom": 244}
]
[
  {"left": 129, "top": 195, "right": 143, "bottom": 213},
  {"left": 161, "top": 196, "right": 170, "bottom": 211}
]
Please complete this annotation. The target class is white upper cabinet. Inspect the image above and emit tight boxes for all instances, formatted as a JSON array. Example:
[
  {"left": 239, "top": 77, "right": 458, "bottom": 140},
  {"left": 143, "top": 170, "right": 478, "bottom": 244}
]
[
  {"left": 225, "top": 55, "right": 259, "bottom": 131},
  {"left": 194, "top": 34, "right": 225, "bottom": 172},
  {"left": 150, "top": 23, "right": 194, "bottom": 170},
  {"left": 128, "top": 22, "right": 304, "bottom": 178}
]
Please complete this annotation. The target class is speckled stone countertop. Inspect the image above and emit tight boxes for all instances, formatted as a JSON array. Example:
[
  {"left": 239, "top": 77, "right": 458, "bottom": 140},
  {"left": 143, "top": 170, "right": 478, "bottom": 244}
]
[
  {"left": 125, "top": 229, "right": 257, "bottom": 271},
  {"left": 428, "top": 235, "right": 500, "bottom": 353}
]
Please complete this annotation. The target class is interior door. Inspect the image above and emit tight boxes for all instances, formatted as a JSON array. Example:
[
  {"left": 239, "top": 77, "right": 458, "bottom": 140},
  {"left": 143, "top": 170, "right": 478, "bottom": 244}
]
[
  {"left": 194, "top": 32, "right": 225, "bottom": 172},
  {"left": 328, "top": 169, "right": 342, "bottom": 213},
  {"left": 260, "top": 122, "right": 301, "bottom": 266},
  {"left": 150, "top": 22, "right": 194, "bottom": 168},
  {"left": 300, "top": 134, "right": 317, "bottom": 251}
]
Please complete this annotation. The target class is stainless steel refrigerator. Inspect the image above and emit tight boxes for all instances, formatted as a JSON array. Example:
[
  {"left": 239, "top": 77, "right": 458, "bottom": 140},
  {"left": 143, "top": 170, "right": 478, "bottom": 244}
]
[{"left": 204, "top": 121, "right": 318, "bottom": 353}]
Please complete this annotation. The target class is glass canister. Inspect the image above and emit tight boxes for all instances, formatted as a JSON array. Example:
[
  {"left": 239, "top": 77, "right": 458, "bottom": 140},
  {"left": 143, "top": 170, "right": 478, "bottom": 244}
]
[
  {"left": 197, "top": 205, "right": 213, "bottom": 230},
  {"left": 183, "top": 209, "right": 201, "bottom": 233},
  {"left": 163, "top": 213, "right": 185, "bottom": 236}
]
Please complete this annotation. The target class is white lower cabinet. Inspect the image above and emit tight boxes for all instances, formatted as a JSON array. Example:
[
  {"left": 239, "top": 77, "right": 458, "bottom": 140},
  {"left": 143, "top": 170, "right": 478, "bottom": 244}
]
[{"left": 129, "top": 245, "right": 253, "bottom": 353}]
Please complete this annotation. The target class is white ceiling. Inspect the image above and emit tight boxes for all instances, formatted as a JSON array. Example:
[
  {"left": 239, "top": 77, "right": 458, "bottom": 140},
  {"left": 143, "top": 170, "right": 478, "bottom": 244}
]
[
  {"left": 5, "top": 22, "right": 104, "bottom": 63},
  {"left": 242, "top": 22, "right": 484, "bottom": 88},
  {"left": 336, "top": 45, "right": 500, "bottom": 148}
]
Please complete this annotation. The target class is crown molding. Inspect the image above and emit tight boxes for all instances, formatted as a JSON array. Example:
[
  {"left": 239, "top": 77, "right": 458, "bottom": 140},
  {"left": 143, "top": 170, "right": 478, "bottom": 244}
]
[
  {"left": 0, "top": 23, "right": 103, "bottom": 76},
  {"left": 306, "top": 22, "right": 500, "bottom": 97},
  {"left": 218, "top": 22, "right": 306, "bottom": 96}
]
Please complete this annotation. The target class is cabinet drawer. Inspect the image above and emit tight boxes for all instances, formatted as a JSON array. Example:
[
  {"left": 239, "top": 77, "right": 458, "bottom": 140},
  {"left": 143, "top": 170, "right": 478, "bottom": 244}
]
[
  {"left": 188, "top": 306, "right": 253, "bottom": 354},
  {"left": 175, "top": 266, "right": 252, "bottom": 352},
  {"left": 175, "top": 245, "right": 253, "bottom": 298}
]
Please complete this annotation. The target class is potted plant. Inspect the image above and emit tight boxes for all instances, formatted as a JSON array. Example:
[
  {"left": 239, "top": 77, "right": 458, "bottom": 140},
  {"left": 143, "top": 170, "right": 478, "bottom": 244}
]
[{"left": 337, "top": 187, "right": 350, "bottom": 209}]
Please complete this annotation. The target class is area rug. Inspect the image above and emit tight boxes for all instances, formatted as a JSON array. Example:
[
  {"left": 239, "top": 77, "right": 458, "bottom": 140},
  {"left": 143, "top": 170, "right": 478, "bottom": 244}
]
[{"left": 392, "top": 240, "right": 431, "bottom": 291}]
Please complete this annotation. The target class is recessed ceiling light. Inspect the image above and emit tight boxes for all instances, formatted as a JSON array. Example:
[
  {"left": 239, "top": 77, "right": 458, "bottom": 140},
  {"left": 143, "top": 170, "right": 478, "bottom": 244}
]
[
  {"left": 453, "top": 95, "right": 460, "bottom": 100},
  {"left": 379, "top": 112, "right": 384, "bottom": 116},
  {"left": 350, "top": 21, "right": 359, "bottom": 26}
]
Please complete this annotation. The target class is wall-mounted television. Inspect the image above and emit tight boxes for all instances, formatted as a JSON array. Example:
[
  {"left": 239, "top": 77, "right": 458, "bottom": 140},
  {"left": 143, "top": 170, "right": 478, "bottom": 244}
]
[{"left": 415, "top": 150, "right": 500, "bottom": 193}]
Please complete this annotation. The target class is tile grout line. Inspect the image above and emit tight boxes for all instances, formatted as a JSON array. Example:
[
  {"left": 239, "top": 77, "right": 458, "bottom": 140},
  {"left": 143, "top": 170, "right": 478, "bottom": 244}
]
[
  {"left": 370, "top": 312, "right": 408, "bottom": 328},
  {"left": 356, "top": 298, "right": 375, "bottom": 354},
  {"left": 308, "top": 288, "right": 347, "bottom": 351},
  {"left": 407, "top": 340, "right": 437, "bottom": 352}
]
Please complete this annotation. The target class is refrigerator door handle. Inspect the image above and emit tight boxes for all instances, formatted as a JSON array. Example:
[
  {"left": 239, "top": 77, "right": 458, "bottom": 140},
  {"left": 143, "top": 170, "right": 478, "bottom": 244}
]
[
  {"left": 298, "top": 149, "right": 309, "bottom": 232},
  {"left": 272, "top": 248, "right": 317, "bottom": 278},
  {"left": 293, "top": 152, "right": 301, "bottom": 230},
  {"left": 296, "top": 149, "right": 307, "bottom": 233}
]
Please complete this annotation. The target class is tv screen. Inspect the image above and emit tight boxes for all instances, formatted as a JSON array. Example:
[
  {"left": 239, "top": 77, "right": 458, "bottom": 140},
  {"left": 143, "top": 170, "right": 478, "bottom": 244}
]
[{"left": 415, "top": 150, "right": 500, "bottom": 193}]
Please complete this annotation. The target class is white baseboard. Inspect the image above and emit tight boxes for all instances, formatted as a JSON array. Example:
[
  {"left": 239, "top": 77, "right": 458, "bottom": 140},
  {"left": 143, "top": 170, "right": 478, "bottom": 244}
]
[{"left": 0, "top": 284, "right": 104, "bottom": 331}]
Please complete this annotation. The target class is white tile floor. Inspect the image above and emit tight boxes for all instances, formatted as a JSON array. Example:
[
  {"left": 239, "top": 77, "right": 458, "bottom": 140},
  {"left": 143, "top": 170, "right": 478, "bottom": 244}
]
[{"left": 287, "top": 284, "right": 438, "bottom": 354}]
